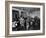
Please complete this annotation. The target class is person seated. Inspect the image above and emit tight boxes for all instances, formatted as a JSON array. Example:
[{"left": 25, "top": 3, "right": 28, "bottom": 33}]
[
  {"left": 12, "top": 21, "right": 18, "bottom": 31},
  {"left": 34, "top": 16, "right": 40, "bottom": 30},
  {"left": 29, "top": 18, "right": 35, "bottom": 30}
]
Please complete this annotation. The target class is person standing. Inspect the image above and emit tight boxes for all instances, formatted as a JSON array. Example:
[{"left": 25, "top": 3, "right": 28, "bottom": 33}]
[{"left": 18, "top": 16, "right": 25, "bottom": 30}]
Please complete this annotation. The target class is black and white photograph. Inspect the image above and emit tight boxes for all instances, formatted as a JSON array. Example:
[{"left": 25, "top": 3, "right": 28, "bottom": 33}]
[
  {"left": 12, "top": 7, "right": 40, "bottom": 31},
  {"left": 9, "top": 4, "right": 44, "bottom": 35},
  {"left": 5, "top": 1, "right": 45, "bottom": 37}
]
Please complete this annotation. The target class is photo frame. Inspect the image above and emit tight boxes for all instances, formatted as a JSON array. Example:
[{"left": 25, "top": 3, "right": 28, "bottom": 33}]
[{"left": 5, "top": 1, "right": 45, "bottom": 37}]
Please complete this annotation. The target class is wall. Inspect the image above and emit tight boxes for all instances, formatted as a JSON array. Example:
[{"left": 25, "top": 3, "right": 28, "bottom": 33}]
[
  {"left": 30, "top": 11, "right": 40, "bottom": 18},
  {"left": 0, "top": 0, "right": 46, "bottom": 38}
]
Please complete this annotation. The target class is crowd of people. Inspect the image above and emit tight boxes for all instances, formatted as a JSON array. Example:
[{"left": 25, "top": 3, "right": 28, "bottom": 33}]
[{"left": 12, "top": 15, "right": 40, "bottom": 31}]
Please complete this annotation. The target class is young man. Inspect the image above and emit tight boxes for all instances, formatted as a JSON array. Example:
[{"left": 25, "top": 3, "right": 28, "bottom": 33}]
[{"left": 17, "top": 16, "right": 25, "bottom": 30}]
